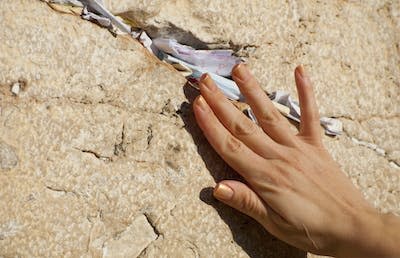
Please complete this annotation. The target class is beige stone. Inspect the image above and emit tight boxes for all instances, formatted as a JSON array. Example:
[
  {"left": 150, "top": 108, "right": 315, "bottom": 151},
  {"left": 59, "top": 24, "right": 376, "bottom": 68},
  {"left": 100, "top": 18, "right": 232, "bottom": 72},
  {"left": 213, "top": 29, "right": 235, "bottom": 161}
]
[
  {"left": 0, "top": 0, "right": 398, "bottom": 257},
  {"left": 0, "top": 141, "right": 18, "bottom": 170},
  {"left": 103, "top": 214, "right": 158, "bottom": 258}
]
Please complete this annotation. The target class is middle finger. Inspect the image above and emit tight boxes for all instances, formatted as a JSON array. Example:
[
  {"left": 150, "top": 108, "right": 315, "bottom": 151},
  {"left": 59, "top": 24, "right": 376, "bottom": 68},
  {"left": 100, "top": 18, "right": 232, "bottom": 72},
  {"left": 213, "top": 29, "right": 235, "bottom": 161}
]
[
  {"left": 199, "top": 74, "right": 283, "bottom": 159},
  {"left": 232, "top": 64, "right": 298, "bottom": 147}
]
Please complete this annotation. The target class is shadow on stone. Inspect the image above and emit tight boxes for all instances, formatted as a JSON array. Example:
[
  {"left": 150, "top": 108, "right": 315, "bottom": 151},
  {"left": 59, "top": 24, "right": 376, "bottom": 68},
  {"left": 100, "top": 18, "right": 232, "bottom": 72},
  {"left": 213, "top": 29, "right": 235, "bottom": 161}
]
[{"left": 178, "top": 83, "right": 306, "bottom": 258}]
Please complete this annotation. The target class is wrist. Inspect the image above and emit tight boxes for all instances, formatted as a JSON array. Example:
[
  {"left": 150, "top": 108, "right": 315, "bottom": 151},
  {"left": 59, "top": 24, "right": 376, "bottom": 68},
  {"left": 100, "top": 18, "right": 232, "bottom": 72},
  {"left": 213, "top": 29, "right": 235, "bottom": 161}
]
[
  {"left": 372, "top": 212, "right": 400, "bottom": 257},
  {"left": 335, "top": 209, "right": 400, "bottom": 258}
]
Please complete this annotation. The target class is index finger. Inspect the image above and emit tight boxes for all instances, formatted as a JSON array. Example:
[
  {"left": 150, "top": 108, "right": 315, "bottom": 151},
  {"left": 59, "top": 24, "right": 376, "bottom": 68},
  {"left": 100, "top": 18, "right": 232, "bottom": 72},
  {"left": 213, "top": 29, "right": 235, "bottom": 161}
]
[{"left": 193, "top": 95, "right": 276, "bottom": 185}]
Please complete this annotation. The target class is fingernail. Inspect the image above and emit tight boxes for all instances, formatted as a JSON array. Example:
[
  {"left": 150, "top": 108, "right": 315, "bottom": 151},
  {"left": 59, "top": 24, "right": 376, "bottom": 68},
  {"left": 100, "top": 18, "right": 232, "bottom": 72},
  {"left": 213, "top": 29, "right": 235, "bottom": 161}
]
[
  {"left": 296, "top": 65, "right": 306, "bottom": 78},
  {"left": 196, "top": 95, "right": 209, "bottom": 112},
  {"left": 200, "top": 73, "right": 208, "bottom": 81},
  {"left": 232, "top": 63, "right": 251, "bottom": 81},
  {"left": 213, "top": 183, "right": 234, "bottom": 201},
  {"left": 200, "top": 74, "right": 216, "bottom": 91}
]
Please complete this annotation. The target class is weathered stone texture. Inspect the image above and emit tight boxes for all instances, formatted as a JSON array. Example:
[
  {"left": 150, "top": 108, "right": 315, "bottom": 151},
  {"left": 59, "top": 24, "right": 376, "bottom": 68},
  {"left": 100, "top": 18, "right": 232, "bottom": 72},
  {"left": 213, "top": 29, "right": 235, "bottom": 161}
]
[
  {"left": 0, "top": 141, "right": 18, "bottom": 170},
  {"left": 0, "top": 0, "right": 399, "bottom": 257}
]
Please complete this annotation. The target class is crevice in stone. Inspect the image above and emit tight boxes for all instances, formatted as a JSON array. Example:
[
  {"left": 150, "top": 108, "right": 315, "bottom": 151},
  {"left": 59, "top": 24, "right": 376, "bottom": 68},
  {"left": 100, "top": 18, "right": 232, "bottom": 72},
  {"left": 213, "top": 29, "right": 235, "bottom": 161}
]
[
  {"left": 388, "top": 160, "right": 400, "bottom": 169},
  {"left": 75, "top": 148, "right": 112, "bottom": 162},
  {"left": 116, "top": 10, "right": 258, "bottom": 56},
  {"left": 123, "top": 19, "right": 212, "bottom": 49},
  {"left": 337, "top": 116, "right": 399, "bottom": 168},
  {"left": 114, "top": 123, "right": 127, "bottom": 156},
  {"left": 143, "top": 213, "right": 161, "bottom": 237},
  {"left": 342, "top": 132, "right": 399, "bottom": 168},
  {"left": 335, "top": 114, "right": 399, "bottom": 123},
  {"left": 350, "top": 137, "right": 386, "bottom": 156},
  {"left": 45, "top": 96, "right": 128, "bottom": 111},
  {"left": 229, "top": 41, "right": 260, "bottom": 57},
  {"left": 20, "top": 95, "right": 181, "bottom": 120},
  {"left": 146, "top": 125, "right": 153, "bottom": 148},
  {"left": 45, "top": 185, "right": 79, "bottom": 198},
  {"left": 136, "top": 246, "right": 149, "bottom": 258}
]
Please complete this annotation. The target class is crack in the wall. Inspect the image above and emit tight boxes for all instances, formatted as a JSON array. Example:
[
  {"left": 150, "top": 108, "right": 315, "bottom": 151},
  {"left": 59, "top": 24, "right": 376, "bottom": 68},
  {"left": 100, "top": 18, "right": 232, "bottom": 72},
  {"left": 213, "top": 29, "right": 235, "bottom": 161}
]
[
  {"left": 338, "top": 117, "right": 399, "bottom": 168},
  {"left": 342, "top": 133, "right": 400, "bottom": 168},
  {"left": 114, "top": 123, "right": 127, "bottom": 156},
  {"left": 146, "top": 125, "right": 153, "bottom": 148},
  {"left": 336, "top": 115, "right": 398, "bottom": 123},
  {"left": 143, "top": 213, "right": 161, "bottom": 237},
  {"left": 136, "top": 213, "right": 161, "bottom": 258},
  {"left": 45, "top": 185, "right": 80, "bottom": 197},
  {"left": 74, "top": 148, "right": 112, "bottom": 162},
  {"left": 226, "top": 41, "right": 260, "bottom": 58},
  {"left": 74, "top": 123, "right": 128, "bottom": 162},
  {"left": 45, "top": 1, "right": 259, "bottom": 60},
  {"left": 5, "top": 95, "right": 180, "bottom": 119},
  {"left": 350, "top": 137, "right": 386, "bottom": 156},
  {"left": 49, "top": 96, "right": 126, "bottom": 110}
]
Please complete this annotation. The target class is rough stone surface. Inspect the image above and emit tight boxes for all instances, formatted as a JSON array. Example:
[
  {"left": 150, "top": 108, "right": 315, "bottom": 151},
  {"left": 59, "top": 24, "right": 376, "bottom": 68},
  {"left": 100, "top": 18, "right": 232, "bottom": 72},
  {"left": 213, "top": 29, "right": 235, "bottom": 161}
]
[
  {"left": 0, "top": 141, "right": 18, "bottom": 170},
  {"left": 0, "top": 0, "right": 398, "bottom": 257},
  {"left": 103, "top": 214, "right": 157, "bottom": 258}
]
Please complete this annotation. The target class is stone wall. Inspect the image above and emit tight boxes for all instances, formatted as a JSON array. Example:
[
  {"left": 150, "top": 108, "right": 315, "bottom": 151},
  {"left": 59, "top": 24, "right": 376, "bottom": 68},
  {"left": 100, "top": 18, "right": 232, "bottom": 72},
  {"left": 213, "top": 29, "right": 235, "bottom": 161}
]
[{"left": 0, "top": 0, "right": 398, "bottom": 257}]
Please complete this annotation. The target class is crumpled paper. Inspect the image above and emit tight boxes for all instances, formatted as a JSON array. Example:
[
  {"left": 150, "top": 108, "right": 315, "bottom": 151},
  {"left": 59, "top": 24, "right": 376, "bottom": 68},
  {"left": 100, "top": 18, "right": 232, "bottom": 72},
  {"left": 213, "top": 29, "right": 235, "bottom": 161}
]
[
  {"left": 153, "top": 38, "right": 242, "bottom": 77},
  {"left": 50, "top": 0, "right": 138, "bottom": 36},
  {"left": 138, "top": 31, "right": 159, "bottom": 55},
  {"left": 81, "top": 0, "right": 135, "bottom": 35},
  {"left": 82, "top": 5, "right": 111, "bottom": 27},
  {"left": 49, "top": 0, "right": 83, "bottom": 6},
  {"left": 270, "top": 91, "right": 343, "bottom": 135},
  {"left": 161, "top": 53, "right": 244, "bottom": 101}
]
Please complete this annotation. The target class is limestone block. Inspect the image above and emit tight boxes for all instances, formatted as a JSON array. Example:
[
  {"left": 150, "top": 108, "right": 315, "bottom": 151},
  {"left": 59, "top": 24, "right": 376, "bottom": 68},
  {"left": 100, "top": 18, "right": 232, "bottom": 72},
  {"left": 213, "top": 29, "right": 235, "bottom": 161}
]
[{"left": 0, "top": 0, "right": 398, "bottom": 258}]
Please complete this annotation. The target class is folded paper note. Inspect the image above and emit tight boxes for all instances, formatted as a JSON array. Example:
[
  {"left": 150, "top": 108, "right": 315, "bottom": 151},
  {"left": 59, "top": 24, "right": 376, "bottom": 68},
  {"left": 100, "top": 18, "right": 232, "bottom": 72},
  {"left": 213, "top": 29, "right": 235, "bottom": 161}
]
[
  {"left": 270, "top": 91, "right": 342, "bottom": 135},
  {"left": 153, "top": 38, "right": 242, "bottom": 77},
  {"left": 161, "top": 54, "right": 244, "bottom": 101}
]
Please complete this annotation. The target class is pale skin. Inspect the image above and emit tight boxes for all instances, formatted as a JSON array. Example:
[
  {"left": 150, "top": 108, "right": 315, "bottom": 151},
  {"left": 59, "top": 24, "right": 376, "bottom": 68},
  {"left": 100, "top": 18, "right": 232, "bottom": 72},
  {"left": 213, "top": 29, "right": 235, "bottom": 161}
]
[{"left": 193, "top": 64, "right": 400, "bottom": 258}]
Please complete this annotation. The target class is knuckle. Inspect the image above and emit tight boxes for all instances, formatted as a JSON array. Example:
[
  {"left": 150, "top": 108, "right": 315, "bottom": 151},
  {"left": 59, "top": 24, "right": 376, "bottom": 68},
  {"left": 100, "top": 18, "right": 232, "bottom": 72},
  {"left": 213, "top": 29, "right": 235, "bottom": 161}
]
[
  {"left": 259, "top": 109, "right": 282, "bottom": 126},
  {"left": 238, "top": 191, "right": 258, "bottom": 213},
  {"left": 231, "top": 119, "right": 257, "bottom": 137},
  {"left": 223, "top": 135, "right": 242, "bottom": 154}
]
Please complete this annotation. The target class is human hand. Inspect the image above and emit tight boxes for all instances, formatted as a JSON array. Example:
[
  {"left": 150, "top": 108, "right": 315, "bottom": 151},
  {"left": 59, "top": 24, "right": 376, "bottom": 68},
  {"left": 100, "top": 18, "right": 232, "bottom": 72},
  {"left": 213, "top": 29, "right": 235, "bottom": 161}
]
[{"left": 193, "top": 65, "right": 400, "bottom": 257}]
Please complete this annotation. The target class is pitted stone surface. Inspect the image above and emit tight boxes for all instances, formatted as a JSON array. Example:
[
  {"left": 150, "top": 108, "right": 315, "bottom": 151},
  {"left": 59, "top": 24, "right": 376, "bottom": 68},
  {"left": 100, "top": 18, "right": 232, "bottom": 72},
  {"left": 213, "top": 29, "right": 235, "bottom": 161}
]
[
  {"left": 0, "top": 141, "right": 18, "bottom": 170},
  {"left": 0, "top": 0, "right": 399, "bottom": 257}
]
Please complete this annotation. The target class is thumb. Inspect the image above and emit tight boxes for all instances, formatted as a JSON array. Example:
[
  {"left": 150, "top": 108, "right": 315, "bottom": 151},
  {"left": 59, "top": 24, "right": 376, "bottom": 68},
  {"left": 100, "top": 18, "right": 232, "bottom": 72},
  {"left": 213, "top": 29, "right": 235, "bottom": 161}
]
[{"left": 213, "top": 180, "right": 269, "bottom": 223}]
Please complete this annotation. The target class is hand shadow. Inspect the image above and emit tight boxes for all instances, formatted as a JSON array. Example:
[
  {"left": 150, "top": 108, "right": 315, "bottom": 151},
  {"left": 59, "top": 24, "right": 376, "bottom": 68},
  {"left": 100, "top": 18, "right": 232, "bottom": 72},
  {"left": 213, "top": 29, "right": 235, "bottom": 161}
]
[{"left": 178, "top": 83, "right": 306, "bottom": 258}]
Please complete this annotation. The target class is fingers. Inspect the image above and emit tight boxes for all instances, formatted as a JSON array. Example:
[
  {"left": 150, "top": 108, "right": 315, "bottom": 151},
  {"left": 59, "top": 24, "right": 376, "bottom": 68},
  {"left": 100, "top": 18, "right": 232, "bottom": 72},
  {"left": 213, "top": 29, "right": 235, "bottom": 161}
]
[
  {"left": 213, "top": 181, "right": 289, "bottom": 244},
  {"left": 232, "top": 64, "right": 297, "bottom": 147},
  {"left": 193, "top": 95, "right": 274, "bottom": 183},
  {"left": 294, "top": 66, "right": 322, "bottom": 145},
  {"left": 198, "top": 74, "right": 283, "bottom": 159},
  {"left": 213, "top": 180, "right": 270, "bottom": 223}
]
